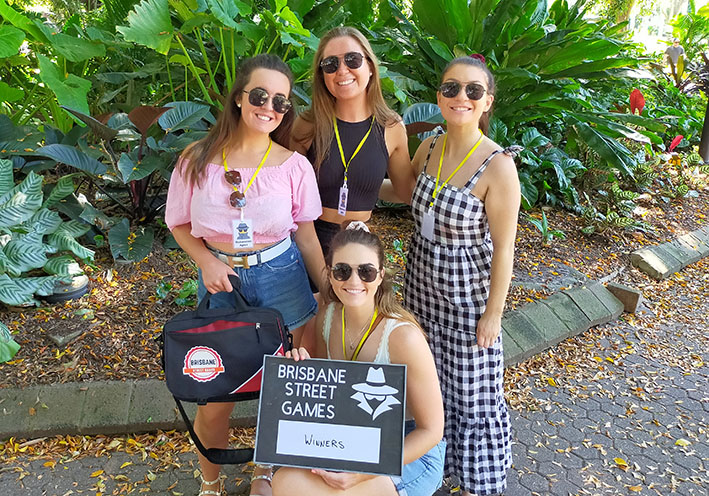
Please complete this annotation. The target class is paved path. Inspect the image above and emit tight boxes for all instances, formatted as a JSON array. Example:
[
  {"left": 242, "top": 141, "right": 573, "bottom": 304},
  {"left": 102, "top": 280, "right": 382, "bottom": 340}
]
[{"left": 2, "top": 261, "right": 707, "bottom": 495}]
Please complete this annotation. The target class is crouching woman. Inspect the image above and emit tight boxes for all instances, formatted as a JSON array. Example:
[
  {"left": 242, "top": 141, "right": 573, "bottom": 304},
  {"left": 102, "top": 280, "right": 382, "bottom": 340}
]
[{"left": 272, "top": 222, "right": 445, "bottom": 496}]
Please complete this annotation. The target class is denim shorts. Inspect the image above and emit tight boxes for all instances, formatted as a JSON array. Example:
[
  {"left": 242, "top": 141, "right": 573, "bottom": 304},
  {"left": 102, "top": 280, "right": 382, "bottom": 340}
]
[
  {"left": 390, "top": 421, "right": 446, "bottom": 496},
  {"left": 197, "top": 241, "right": 317, "bottom": 330}
]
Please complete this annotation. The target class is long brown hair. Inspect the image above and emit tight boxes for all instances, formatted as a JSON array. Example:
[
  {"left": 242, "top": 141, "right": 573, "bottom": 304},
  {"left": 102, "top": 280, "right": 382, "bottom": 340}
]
[
  {"left": 298, "top": 26, "right": 400, "bottom": 170},
  {"left": 441, "top": 56, "right": 496, "bottom": 136},
  {"left": 179, "top": 54, "right": 294, "bottom": 186},
  {"left": 323, "top": 223, "right": 423, "bottom": 332}
]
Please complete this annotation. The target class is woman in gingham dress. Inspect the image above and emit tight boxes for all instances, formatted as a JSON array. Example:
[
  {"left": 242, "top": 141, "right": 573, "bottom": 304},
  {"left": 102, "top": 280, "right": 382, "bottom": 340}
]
[{"left": 404, "top": 56, "right": 520, "bottom": 496}]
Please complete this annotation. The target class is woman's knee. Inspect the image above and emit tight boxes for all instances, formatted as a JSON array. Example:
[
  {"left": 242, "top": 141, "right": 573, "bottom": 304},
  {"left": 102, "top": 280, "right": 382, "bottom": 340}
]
[{"left": 272, "top": 467, "right": 315, "bottom": 496}]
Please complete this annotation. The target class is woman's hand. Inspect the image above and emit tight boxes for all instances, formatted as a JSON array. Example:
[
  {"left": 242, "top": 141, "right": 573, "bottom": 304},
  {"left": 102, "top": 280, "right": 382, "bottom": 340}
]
[
  {"left": 199, "top": 257, "right": 237, "bottom": 294},
  {"left": 310, "top": 469, "right": 373, "bottom": 490},
  {"left": 476, "top": 311, "right": 502, "bottom": 348},
  {"left": 285, "top": 347, "right": 310, "bottom": 361}
]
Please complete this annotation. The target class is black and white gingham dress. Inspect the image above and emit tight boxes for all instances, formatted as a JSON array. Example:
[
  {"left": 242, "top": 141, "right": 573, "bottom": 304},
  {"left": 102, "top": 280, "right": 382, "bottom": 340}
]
[{"left": 404, "top": 136, "right": 515, "bottom": 495}]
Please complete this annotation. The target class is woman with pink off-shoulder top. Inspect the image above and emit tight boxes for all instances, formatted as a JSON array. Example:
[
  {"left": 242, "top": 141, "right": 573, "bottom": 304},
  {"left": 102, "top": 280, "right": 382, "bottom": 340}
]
[{"left": 165, "top": 54, "right": 325, "bottom": 496}]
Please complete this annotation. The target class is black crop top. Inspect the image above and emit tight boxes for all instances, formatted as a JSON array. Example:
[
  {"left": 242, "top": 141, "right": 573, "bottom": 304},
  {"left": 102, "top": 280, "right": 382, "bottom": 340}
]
[{"left": 307, "top": 117, "right": 389, "bottom": 211}]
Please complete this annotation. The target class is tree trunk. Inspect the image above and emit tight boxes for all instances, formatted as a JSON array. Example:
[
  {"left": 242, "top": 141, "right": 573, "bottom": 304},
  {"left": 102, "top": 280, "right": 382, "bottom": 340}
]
[{"left": 699, "top": 101, "right": 709, "bottom": 163}]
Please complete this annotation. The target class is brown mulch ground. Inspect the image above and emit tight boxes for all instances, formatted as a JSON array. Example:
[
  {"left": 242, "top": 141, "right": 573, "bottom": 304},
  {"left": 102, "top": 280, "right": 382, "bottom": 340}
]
[{"left": 0, "top": 175, "right": 707, "bottom": 389}]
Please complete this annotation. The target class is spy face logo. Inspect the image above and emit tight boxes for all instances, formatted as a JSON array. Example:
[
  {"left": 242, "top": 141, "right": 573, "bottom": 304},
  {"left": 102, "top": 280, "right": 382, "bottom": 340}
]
[
  {"left": 236, "top": 222, "right": 250, "bottom": 240},
  {"left": 351, "top": 367, "right": 400, "bottom": 420}
]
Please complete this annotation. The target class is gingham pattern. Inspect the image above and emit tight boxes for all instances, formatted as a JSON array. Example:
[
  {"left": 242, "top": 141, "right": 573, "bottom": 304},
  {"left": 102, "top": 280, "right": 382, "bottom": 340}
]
[{"left": 404, "top": 137, "right": 518, "bottom": 495}]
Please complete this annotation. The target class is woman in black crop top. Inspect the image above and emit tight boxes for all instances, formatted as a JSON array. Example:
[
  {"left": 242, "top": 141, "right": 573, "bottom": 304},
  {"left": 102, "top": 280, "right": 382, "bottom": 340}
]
[{"left": 291, "top": 26, "right": 416, "bottom": 257}]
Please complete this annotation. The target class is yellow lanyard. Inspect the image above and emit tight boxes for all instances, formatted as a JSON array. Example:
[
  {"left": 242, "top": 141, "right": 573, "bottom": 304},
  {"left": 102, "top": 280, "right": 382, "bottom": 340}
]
[
  {"left": 429, "top": 129, "right": 484, "bottom": 208},
  {"left": 333, "top": 116, "right": 375, "bottom": 184},
  {"left": 222, "top": 138, "right": 272, "bottom": 197},
  {"left": 342, "top": 306, "right": 379, "bottom": 361}
]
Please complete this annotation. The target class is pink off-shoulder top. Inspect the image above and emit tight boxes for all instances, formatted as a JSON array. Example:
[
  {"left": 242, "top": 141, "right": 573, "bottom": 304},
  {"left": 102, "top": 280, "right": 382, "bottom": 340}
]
[{"left": 165, "top": 151, "right": 322, "bottom": 244}]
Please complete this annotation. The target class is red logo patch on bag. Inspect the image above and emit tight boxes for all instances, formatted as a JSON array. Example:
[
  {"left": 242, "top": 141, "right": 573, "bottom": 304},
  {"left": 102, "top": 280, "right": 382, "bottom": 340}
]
[{"left": 183, "top": 346, "right": 225, "bottom": 382}]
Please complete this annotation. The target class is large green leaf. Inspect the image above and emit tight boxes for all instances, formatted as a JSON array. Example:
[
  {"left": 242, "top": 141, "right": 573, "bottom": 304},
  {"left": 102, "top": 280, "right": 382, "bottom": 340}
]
[
  {"left": 55, "top": 219, "right": 91, "bottom": 238},
  {"left": 0, "top": 172, "right": 43, "bottom": 228},
  {"left": 158, "top": 102, "right": 212, "bottom": 132},
  {"left": 61, "top": 107, "right": 119, "bottom": 141},
  {"left": 0, "top": 0, "right": 47, "bottom": 43},
  {"left": 206, "top": 0, "right": 251, "bottom": 29},
  {"left": 46, "top": 231, "right": 94, "bottom": 261},
  {"left": 26, "top": 208, "right": 62, "bottom": 235},
  {"left": 43, "top": 175, "right": 77, "bottom": 209},
  {"left": 0, "top": 25, "right": 24, "bottom": 57},
  {"left": 4, "top": 234, "right": 48, "bottom": 274},
  {"left": 108, "top": 218, "right": 154, "bottom": 261},
  {"left": 117, "top": 0, "right": 173, "bottom": 55},
  {"left": 37, "top": 55, "right": 91, "bottom": 116},
  {"left": 34, "top": 22, "right": 106, "bottom": 62},
  {"left": 0, "top": 320, "right": 21, "bottom": 363},
  {"left": 572, "top": 120, "right": 635, "bottom": 177},
  {"left": 117, "top": 153, "right": 163, "bottom": 183},
  {"left": 0, "top": 81, "right": 23, "bottom": 103},
  {"left": 43, "top": 254, "right": 84, "bottom": 277},
  {"left": 0, "top": 159, "right": 13, "bottom": 196},
  {"left": 413, "top": 0, "right": 472, "bottom": 47},
  {"left": 402, "top": 103, "right": 444, "bottom": 125},
  {"left": 34, "top": 144, "right": 107, "bottom": 175}
]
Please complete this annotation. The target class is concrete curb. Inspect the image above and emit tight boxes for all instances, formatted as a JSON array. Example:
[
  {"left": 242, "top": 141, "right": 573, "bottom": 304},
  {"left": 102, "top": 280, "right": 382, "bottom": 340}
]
[
  {"left": 630, "top": 226, "right": 709, "bottom": 279},
  {"left": 0, "top": 380, "right": 257, "bottom": 440},
  {"left": 502, "top": 280, "right": 623, "bottom": 367}
]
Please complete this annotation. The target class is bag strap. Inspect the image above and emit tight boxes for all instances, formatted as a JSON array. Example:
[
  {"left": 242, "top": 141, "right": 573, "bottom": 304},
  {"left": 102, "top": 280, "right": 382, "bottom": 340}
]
[
  {"left": 196, "top": 274, "right": 250, "bottom": 316},
  {"left": 174, "top": 397, "right": 254, "bottom": 465}
]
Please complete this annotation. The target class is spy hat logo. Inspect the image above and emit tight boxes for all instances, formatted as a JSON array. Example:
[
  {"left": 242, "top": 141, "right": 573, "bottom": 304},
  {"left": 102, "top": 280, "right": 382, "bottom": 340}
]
[
  {"left": 183, "top": 346, "right": 225, "bottom": 382},
  {"left": 351, "top": 367, "right": 400, "bottom": 420}
]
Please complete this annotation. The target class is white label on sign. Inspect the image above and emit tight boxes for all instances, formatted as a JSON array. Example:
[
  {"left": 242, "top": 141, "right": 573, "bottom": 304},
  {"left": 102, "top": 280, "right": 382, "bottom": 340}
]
[{"left": 276, "top": 420, "right": 381, "bottom": 464}]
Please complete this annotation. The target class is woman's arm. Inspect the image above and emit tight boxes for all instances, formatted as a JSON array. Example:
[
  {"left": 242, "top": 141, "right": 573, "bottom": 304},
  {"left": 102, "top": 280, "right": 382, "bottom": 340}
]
[
  {"left": 477, "top": 153, "right": 521, "bottom": 348},
  {"left": 290, "top": 116, "right": 314, "bottom": 155},
  {"left": 293, "top": 221, "right": 326, "bottom": 293},
  {"left": 384, "top": 121, "right": 416, "bottom": 204},
  {"left": 389, "top": 324, "right": 444, "bottom": 464},
  {"left": 171, "top": 224, "right": 236, "bottom": 294}
]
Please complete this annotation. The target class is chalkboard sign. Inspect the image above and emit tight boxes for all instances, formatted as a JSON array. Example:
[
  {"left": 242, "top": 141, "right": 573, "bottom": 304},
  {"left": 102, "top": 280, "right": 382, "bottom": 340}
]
[{"left": 254, "top": 356, "right": 406, "bottom": 476}]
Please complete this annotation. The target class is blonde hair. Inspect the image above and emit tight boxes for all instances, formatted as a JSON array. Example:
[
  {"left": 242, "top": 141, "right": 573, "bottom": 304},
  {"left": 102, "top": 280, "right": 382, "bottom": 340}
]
[
  {"left": 298, "top": 26, "right": 400, "bottom": 171},
  {"left": 179, "top": 54, "right": 294, "bottom": 186},
  {"left": 323, "top": 222, "right": 423, "bottom": 332}
]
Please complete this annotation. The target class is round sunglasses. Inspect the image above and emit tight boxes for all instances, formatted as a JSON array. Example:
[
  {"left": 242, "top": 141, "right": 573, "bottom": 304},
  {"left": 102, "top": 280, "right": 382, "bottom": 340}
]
[
  {"left": 319, "top": 52, "right": 365, "bottom": 74},
  {"left": 224, "top": 170, "right": 245, "bottom": 207},
  {"left": 439, "top": 81, "right": 487, "bottom": 101},
  {"left": 331, "top": 263, "right": 380, "bottom": 283},
  {"left": 242, "top": 88, "right": 292, "bottom": 114}
]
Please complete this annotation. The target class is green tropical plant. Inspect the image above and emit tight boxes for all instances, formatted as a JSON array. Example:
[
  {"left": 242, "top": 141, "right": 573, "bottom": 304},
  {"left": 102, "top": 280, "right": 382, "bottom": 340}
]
[
  {"left": 0, "top": 158, "right": 93, "bottom": 307},
  {"left": 524, "top": 211, "right": 565, "bottom": 245},
  {"left": 0, "top": 320, "right": 20, "bottom": 363}
]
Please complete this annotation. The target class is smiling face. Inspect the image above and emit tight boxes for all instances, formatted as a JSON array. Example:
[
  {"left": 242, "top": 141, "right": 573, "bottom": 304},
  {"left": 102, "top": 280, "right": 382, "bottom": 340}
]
[
  {"left": 329, "top": 242, "right": 384, "bottom": 309},
  {"left": 437, "top": 63, "right": 494, "bottom": 127},
  {"left": 237, "top": 67, "right": 291, "bottom": 135},
  {"left": 320, "top": 36, "right": 372, "bottom": 103}
]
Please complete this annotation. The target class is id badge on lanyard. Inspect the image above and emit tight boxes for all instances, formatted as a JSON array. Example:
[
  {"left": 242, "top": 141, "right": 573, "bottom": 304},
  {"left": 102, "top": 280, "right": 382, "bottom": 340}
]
[
  {"left": 338, "top": 182, "right": 349, "bottom": 217},
  {"left": 421, "top": 208, "right": 435, "bottom": 241},
  {"left": 232, "top": 210, "right": 254, "bottom": 249}
]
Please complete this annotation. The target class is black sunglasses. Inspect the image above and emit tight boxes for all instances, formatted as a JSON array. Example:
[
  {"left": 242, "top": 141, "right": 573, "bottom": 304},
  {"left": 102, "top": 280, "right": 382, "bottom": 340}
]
[
  {"left": 319, "top": 52, "right": 365, "bottom": 74},
  {"left": 439, "top": 81, "right": 487, "bottom": 101},
  {"left": 242, "top": 88, "right": 292, "bottom": 114},
  {"left": 331, "top": 263, "right": 380, "bottom": 283}
]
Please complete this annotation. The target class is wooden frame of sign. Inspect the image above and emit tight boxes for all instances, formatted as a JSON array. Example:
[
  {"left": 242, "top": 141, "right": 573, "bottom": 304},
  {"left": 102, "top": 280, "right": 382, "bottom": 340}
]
[{"left": 254, "top": 356, "right": 406, "bottom": 476}]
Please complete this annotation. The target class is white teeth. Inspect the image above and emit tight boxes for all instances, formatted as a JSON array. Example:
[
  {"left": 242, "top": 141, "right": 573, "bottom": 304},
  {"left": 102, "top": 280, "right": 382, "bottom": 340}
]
[
  {"left": 344, "top": 288, "right": 364, "bottom": 294},
  {"left": 256, "top": 114, "right": 272, "bottom": 121},
  {"left": 337, "top": 80, "right": 355, "bottom": 86},
  {"left": 452, "top": 107, "right": 469, "bottom": 111}
]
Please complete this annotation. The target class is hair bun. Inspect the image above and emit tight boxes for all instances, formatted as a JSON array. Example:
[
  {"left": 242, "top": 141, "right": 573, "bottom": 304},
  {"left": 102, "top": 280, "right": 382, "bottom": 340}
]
[
  {"left": 469, "top": 53, "right": 486, "bottom": 64},
  {"left": 345, "top": 220, "right": 370, "bottom": 232}
]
